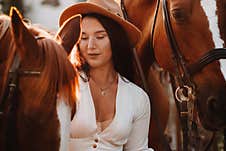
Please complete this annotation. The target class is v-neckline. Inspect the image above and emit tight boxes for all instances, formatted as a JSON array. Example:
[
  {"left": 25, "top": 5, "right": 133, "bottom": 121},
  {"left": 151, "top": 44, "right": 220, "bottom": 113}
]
[{"left": 87, "top": 74, "right": 120, "bottom": 135}]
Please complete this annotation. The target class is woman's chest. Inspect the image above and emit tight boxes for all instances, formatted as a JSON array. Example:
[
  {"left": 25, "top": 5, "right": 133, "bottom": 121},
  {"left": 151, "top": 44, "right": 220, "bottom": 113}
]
[{"left": 70, "top": 87, "right": 134, "bottom": 140}]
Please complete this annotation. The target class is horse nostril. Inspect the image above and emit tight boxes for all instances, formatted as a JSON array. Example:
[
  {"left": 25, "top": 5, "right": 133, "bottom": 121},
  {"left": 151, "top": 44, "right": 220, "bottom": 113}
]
[{"left": 207, "top": 96, "right": 218, "bottom": 112}]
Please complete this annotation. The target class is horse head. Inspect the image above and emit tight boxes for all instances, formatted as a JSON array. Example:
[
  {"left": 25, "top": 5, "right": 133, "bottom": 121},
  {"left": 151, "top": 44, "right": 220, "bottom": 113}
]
[
  {"left": 154, "top": 0, "right": 226, "bottom": 131},
  {"left": 0, "top": 7, "right": 81, "bottom": 151},
  {"left": 124, "top": 0, "right": 226, "bottom": 132},
  {"left": 124, "top": 0, "right": 226, "bottom": 150}
]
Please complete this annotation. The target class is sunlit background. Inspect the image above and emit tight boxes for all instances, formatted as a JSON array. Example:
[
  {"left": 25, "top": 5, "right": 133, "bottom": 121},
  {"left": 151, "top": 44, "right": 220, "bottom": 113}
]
[{"left": 0, "top": 0, "right": 85, "bottom": 30}]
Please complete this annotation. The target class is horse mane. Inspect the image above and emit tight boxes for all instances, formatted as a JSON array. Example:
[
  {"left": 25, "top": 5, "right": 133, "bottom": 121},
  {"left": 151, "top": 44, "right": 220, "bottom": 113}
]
[{"left": 35, "top": 38, "right": 77, "bottom": 107}]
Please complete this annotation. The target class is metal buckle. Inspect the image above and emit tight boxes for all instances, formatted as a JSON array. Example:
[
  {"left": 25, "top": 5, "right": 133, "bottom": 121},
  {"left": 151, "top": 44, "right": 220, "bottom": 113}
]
[{"left": 175, "top": 85, "right": 193, "bottom": 103}]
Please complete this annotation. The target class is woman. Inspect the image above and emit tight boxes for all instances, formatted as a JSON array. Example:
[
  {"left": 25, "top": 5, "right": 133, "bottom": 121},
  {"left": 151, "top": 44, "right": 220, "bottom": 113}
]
[{"left": 59, "top": 0, "right": 153, "bottom": 150}]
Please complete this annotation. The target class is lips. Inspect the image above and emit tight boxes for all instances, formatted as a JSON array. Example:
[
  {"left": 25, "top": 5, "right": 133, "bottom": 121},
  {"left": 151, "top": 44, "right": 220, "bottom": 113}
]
[
  {"left": 87, "top": 53, "right": 101, "bottom": 60},
  {"left": 88, "top": 53, "right": 100, "bottom": 56}
]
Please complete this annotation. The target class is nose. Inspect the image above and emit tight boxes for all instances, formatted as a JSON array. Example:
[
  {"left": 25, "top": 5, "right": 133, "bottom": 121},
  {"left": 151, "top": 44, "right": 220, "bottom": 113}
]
[
  {"left": 207, "top": 95, "right": 226, "bottom": 116},
  {"left": 207, "top": 96, "right": 218, "bottom": 113},
  {"left": 87, "top": 37, "right": 96, "bottom": 49}
]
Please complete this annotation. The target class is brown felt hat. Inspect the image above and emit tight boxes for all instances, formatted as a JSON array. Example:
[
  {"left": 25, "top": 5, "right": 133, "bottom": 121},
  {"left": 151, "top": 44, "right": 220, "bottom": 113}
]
[{"left": 59, "top": 0, "right": 141, "bottom": 47}]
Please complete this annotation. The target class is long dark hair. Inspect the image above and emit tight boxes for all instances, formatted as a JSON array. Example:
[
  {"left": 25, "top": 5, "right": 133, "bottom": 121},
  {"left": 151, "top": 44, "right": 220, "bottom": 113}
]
[{"left": 76, "top": 13, "right": 137, "bottom": 83}]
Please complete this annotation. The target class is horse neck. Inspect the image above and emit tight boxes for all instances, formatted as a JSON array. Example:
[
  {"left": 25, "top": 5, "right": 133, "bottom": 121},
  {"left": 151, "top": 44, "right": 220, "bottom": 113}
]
[
  {"left": 124, "top": 0, "right": 159, "bottom": 48},
  {"left": 124, "top": 0, "right": 159, "bottom": 73},
  {"left": 124, "top": 0, "right": 156, "bottom": 29}
]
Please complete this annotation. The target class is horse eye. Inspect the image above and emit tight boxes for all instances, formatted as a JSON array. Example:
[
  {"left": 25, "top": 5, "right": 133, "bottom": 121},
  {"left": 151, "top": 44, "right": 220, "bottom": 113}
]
[{"left": 171, "top": 9, "right": 188, "bottom": 24}]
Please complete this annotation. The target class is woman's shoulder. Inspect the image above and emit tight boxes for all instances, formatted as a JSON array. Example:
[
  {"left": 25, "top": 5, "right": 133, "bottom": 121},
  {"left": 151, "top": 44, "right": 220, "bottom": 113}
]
[
  {"left": 120, "top": 75, "right": 149, "bottom": 100},
  {"left": 120, "top": 75, "right": 151, "bottom": 116}
]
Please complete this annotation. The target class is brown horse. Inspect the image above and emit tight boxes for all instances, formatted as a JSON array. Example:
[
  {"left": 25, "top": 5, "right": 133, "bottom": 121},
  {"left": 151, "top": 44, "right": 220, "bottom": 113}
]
[
  {"left": 0, "top": 8, "right": 81, "bottom": 151},
  {"left": 123, "top": 0, "right": 226, "bottom": 150}
]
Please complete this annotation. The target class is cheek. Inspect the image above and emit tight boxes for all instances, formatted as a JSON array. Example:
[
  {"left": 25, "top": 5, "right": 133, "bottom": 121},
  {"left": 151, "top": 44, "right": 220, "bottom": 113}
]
[
  {"left": 105, "top": 49, "right": 112, "bottom": 59},
  {"left": 102, "top": 39, "right": 112, "bottom": 56},
  {"left": 101, "top": 43, "right": 112, "bottom": 60}
]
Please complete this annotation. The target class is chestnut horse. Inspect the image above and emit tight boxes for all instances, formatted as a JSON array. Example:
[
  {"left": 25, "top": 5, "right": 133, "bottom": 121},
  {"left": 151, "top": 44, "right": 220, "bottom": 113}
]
[
  {"left": 123, "top": 0, "right": 226, "bottom": 150},
  {"left": 0, "top": 8, "right": 81, "bottom": 151}
]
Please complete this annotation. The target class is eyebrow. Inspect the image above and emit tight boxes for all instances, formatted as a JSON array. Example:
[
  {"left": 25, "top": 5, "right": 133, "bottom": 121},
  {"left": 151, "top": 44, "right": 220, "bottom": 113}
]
[
  {"left": 82, "top": 30, "right": 107, "bottom": 35},
  {"left": 95, "top": 30, "right": 107, "bottom": 34}
]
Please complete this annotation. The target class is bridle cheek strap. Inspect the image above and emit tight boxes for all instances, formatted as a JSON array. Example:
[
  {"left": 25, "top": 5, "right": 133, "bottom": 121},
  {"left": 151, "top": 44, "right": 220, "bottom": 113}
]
[{"left": 0, "top": 53, "right": 21, "bottom": 115}]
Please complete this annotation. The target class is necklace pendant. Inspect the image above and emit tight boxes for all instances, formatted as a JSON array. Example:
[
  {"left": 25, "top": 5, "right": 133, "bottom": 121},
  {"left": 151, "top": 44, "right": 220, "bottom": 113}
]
[{"left": 101, "top": 90, "right": 106, "bottom": 96}]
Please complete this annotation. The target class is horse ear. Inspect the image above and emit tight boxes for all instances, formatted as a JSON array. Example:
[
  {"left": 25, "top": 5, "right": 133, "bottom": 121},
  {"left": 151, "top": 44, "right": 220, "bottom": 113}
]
[
  {"left": 56, "top": 14, "right": 81, "bottom": 55},
  {"left": 10, "top": 7, "right": 39, "bottom": 59}
]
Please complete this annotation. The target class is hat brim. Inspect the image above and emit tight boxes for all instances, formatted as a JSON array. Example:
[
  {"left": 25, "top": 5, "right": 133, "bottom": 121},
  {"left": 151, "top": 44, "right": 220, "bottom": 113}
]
[{"left": 59, "top": 3, "right": 141, "bottom": 47}]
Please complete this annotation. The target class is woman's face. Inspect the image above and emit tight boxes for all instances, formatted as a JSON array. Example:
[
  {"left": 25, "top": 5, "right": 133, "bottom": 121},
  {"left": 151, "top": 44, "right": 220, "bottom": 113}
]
[{"left": 79, "top": 16, "right": 113, "bottom": 69}]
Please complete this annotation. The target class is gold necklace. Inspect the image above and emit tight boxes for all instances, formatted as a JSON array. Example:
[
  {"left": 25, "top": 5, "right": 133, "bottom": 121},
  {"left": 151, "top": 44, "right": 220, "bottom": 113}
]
[{"left": 90, "top": 74, "right": 117, "bottom": 96}]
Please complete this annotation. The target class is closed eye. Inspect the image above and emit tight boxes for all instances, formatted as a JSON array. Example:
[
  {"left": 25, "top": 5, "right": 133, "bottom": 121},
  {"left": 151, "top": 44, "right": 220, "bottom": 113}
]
[
  {"left": 81, "top": 36, "right": 88, "bottom": 40},
  {"left": 96, "top": 33, "right": 108, "bottom": 40},
  {"left": 96, "top": 35, "right": 105, "bottom": 39}
]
